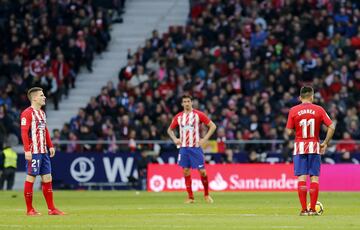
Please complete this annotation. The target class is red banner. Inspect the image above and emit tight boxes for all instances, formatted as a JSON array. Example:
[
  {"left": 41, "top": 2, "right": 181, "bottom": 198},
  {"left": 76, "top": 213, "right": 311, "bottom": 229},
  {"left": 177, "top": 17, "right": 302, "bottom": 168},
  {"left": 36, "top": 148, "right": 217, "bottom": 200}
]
[{"left": 147, "top": 164, "right": 360, "bottom": 192}]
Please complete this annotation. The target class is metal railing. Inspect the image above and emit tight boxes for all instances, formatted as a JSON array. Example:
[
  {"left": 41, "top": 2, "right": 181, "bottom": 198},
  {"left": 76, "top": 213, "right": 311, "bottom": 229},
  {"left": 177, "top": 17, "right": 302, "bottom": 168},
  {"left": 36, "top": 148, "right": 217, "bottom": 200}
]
[
  {"left": 13, "top": 139, "right": 359, "bottom": 154},
  {"left": 49, "top": 139, "right": 360, "bottom": 145}
]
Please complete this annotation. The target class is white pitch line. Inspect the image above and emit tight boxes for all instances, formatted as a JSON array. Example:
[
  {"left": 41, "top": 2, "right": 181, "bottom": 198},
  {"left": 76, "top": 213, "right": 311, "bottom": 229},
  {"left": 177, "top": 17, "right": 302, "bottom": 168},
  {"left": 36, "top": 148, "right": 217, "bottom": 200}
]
[{"left": 0, "top": 225, "right": 360, "bottom": 229}]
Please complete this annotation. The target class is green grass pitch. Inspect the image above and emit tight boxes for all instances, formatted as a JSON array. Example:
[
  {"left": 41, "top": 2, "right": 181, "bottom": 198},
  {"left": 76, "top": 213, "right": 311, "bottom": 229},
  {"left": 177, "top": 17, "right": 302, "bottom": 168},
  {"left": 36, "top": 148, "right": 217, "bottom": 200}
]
[{"left": 0, "top": 191, "right": 359, "bottom": 229}]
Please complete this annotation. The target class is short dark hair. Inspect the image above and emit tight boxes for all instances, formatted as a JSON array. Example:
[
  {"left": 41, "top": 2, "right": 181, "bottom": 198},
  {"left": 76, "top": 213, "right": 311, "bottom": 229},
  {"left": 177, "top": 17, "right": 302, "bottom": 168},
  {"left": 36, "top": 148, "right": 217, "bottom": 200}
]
[
  {"left": 300, "top": 86, "right": 314, "bottom": 98},
  {"left": 181, "top": 95, "right": 193, "bottom": 101},
  {"left": 27, "top": 87, "right": 43, "bottom": 101}
]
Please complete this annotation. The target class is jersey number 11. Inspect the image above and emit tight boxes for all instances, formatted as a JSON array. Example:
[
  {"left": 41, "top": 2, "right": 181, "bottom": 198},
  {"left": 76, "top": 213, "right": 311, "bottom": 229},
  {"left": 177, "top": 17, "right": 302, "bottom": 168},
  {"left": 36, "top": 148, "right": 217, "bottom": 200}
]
[{"left": 299, "top": 118, "right": 315, "bottom": 138}]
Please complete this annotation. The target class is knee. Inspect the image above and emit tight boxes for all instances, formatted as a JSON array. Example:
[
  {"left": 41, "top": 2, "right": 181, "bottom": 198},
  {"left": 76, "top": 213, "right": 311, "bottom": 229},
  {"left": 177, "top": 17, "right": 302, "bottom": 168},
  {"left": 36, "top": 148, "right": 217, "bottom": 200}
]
[
  {"left": 26, "top": 175, "right": 36, "bottom": 183},
  {"left": 297, "top": 175, "right": 307, "bottom": 182},
  {"left": 183, "top": 169, "right": 191, "bottom": 176},
  {"left": 41, "top": 174, "right": 52, "bottom": 183},
  {"left": 310, "top": 176, "right": 319, "bottom": 183},
  {"left": 199, "top": 170, "right": 207, "bottom": 177}
]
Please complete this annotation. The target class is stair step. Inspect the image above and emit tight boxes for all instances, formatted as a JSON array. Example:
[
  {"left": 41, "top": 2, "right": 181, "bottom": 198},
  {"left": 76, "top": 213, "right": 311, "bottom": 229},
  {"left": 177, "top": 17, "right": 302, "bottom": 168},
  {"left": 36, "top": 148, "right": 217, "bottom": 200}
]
[{"left": 46, "top": 0, "right": 188, "bottom": 133}]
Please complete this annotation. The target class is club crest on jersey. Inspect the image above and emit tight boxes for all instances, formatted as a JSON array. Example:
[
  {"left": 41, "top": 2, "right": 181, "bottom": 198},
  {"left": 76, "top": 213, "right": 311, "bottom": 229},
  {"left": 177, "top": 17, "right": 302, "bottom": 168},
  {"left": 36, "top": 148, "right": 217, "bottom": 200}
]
[
  {"left": 38, "top": 121, "right": 46, "bottom": 130},
  {"left": 21, "top": 118, "right": 27, "bottom": 126},
  {"left": 181, "top": 124, "right": 194, "bottom": 131}
]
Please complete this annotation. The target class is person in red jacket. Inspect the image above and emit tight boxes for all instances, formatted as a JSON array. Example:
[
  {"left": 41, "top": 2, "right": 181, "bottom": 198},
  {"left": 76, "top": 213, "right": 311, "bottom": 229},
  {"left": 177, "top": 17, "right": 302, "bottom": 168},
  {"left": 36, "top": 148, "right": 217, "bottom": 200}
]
[
  {"left": 51, "top": 54, "right": 70, "bottom": 96},
  {"left": 336, "top": 132, "right": 357, "bottom": 153}
]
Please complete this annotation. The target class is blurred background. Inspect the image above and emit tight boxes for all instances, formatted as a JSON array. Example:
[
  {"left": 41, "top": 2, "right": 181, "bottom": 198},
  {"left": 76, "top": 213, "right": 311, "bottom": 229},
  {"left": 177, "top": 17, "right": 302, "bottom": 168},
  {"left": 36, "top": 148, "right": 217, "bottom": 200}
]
[{"left": 0, "top": 0, "right": 359, "bottom": 191}]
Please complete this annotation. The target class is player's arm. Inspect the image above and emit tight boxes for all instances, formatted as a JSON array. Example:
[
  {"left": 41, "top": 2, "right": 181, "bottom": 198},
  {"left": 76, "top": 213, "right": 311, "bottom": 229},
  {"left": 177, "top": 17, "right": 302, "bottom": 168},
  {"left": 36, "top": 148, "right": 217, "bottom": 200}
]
[
  {"left": 322, "top": 123, "right": 335, "bottom": 146},
  {"left": 167, "top": 115, "right": 181, "bottom": 146},
  {"left": 20, "top": 112, "right": 32, "bottom": 161},
  {"left": 285, "top": 109, "right": 294, "bottom": 137},
  {"left": 45, "top": 127, "right": 56, "bottom": 157},
  {"left": 285, "top": 128, "right": 295, "bottom": 136},
  {"left": 200, "top": 121, "right": 217, "bottom": 145},
  {"left": 320, "top": 109, "right": 336, "bottom": 154},
  {"left": 198, "top": 111, "right": 216, "bottom": 146},
  {"left": 167, "top": 128, "right": 181, "bottom": 146},
  {"left": 320, "top": 123, "right": 335, "bottom": 154}
]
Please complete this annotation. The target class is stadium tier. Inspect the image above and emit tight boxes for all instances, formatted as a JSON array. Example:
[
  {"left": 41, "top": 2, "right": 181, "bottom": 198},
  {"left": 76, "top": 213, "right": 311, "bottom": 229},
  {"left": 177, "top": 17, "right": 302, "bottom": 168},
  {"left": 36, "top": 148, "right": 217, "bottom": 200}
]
[
  {"left": 0, "top": 0, "right": 117, "bottom": 146},
  {"left": 60, "top": 0, "right": 359, "bottom": 157}
]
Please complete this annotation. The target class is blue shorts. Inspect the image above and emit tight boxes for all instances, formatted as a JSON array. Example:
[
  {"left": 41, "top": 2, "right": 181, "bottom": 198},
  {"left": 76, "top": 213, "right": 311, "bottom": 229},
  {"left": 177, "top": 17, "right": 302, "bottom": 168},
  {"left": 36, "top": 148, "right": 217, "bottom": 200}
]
[
  {"left": 178, "top": 147, "right": 205, "bottom": 169},
  {"left": 26, "top": 153, "right": 52, "bottom": 176},
  {"left": 293, "top": 154, "right": 321, "bottom": 176}
]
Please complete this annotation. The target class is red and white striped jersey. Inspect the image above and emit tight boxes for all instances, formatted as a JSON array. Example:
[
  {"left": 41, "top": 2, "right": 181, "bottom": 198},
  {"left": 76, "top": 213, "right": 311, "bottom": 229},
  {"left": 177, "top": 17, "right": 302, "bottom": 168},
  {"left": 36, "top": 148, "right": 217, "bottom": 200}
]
[
  {"left": 170, "top": 109, "right": 211, "bottom": 148},
  {"left": 293, "top": 141, "right": 321, "bottom": 155},
  {"left": 20, "top": 107, "right": 53, "bottom": 154},
  {"left": 286, "top": 103, "right": 332, "bottom": 155}
]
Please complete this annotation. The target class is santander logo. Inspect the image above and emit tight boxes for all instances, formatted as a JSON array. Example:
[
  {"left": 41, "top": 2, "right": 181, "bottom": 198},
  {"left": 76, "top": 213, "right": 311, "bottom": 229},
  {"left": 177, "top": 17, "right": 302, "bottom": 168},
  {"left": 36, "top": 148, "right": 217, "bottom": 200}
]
[
  {"left": 209, "top": 173, "right": 228, "bottom": 191},
  {"left": 147, "top": 165, "right": 299, "bottom": 192},
  {"left": 149, "top": 175, "right": 165, "bottom": 192}
]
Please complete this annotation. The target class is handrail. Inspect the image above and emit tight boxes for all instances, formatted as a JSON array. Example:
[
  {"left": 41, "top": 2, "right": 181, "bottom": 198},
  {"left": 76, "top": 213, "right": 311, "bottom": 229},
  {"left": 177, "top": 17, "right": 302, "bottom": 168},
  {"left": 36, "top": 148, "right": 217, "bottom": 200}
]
[{"left": 49, "top": 139, "right": 360, "bottom": 144}]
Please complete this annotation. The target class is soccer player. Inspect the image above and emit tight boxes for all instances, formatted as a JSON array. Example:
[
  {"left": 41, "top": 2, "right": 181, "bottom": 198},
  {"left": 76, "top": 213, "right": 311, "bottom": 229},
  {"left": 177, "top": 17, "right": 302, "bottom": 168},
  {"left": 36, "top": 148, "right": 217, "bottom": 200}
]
[
  {"left": 21, "top": 87, "right": 65, "bottom": 216},
  {"left": 286, "top": 86, "right": 335, "bottom": 216},
  {"left": 167, "top": 95, "right": 217, "bottom": 203}
]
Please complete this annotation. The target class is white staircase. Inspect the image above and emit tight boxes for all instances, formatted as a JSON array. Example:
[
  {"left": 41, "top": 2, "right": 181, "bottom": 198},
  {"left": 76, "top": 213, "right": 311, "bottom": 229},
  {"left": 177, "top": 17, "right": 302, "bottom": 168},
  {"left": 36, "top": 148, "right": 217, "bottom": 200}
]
[{"left": 46, "top": 0, "right": 189, "bottom": 133}]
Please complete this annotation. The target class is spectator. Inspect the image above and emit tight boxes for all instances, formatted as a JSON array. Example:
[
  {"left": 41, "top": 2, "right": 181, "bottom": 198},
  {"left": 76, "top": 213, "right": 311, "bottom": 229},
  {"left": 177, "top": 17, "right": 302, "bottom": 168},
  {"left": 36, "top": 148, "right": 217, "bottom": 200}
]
[
  {"left": 51, "top": 54, "right": 70, "bottom": 97},
  {"left": 336, "top": 132, "right": 357, "bottom": 153},
  {"left": 61, "top": 0, "right": 360, "bottom": 157},
  {"left": 248, "top": 150, "right": 259, "bottom": 163},
  {"left": 52, "top": 129, "right": 61, "bottom": 150},
  {"left": 216, "top": 127, "right": 233, "bottom": 163},
  {"left": 0, "top": 0, "right": 115, "bottom": 140},
  {"left": 129, "top": 65, "right": 149, "bottom": 88}
]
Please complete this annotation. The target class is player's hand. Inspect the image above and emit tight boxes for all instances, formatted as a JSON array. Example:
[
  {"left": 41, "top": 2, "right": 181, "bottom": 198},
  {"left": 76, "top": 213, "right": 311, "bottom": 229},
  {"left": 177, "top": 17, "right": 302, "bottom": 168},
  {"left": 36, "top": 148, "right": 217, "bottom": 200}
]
[
  {"left": 199, "top": 139, "right": 207, "bottom": 147},
  {"left": 49, "top": 147, "right": 56, "bottom": 158},
  {"left": 25, "top": 151, "right": 32, "bottom": 161},
  {"left": 320, "top": 143, "right": 327, "bottom": 155},
  {"left": 174, "top": 138, "right": 181, "bottom": 146}
]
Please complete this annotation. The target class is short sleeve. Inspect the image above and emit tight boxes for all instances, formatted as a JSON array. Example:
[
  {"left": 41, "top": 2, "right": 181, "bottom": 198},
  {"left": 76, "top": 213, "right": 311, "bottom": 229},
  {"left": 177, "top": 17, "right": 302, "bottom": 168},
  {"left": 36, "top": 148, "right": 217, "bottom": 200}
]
[
  {"left": 197, "top": 111, "right": 211, "bottom": 125},
  {"left": 169, "top": 114, "right": 180, "bottom": 129},
  {"left": 286, "top": 109, "right": 294, "bottom": 129},
  {"left": 321, "top": 108, "right": 333, "bottom": 127}
]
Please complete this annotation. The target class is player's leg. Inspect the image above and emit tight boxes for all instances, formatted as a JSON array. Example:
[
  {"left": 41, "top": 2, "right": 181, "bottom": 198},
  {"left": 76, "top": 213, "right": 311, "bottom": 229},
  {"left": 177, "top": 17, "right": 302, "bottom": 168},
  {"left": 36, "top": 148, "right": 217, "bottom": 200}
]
[
  {"left": 308, "top": 154, "right": 321, "bottom": 215},
  {"left": 40, "top": 153, "right": 65, "bottom": 215},
  {"left": 25, "top": 174, "right": 40, "bottom": 215},
  {"left": 198, "top": 168, "right": 213, "bottom": 203},
  {"left": 178, "top": 148, "right": 194, "bottom": 203},
  {"left": 294, "top": 155, "right": 308, "bottom": 215},
  {"left": 24, "top": 154, "right": 41, "bottom": 216},
  {"left": 190, "top": 147, "right": 213, "bottom": 203},
  {"left": 183, "top": 167, "right": 194, "bottom": 203}
]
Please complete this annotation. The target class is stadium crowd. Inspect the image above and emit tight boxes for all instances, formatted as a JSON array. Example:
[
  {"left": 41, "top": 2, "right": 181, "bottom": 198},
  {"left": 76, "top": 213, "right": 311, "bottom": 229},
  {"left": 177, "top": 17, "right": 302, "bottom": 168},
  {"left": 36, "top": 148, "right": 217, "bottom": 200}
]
[
  {"left": 1, "top": 0, "right": 360, "bottom": 161},
  {"left": 0, "top": 0, "right": 125, "bottom": 148},
  {"left": 58, "top": 0, "right": 360, "bottom": 159}
]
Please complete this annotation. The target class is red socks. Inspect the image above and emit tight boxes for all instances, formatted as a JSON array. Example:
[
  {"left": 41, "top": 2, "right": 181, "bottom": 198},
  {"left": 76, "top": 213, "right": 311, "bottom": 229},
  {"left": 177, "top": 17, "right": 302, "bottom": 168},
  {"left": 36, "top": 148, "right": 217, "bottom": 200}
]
[
  {"left": 42, "top": 182, "right": 55, "bottom": 210},
  {"left": 310, "top": 182, "right": 319, "bottom": 210},
  {"left": 201, "top": 175, "right": 209, "bottom": 196},
  {"left": 184, "top": 175, "right": 194, "bottom": 199},
  {"left": 185, "top": 175, "right": 209, "bottom": 199},
  {"left": 24, "top": 181, "right": 34, "bottom": 212},
  {"left": 297, "top": 181, "right": 307, "bottom": 211}
]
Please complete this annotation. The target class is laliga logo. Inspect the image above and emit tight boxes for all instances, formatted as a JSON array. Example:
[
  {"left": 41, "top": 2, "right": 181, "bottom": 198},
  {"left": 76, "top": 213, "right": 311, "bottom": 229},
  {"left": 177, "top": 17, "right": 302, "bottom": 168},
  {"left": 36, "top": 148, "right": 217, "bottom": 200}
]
[
  {"left": 209, "top": 173, "right": 228, "bottom": 191},
  {"left": 70, "top": 157, "right": 95, "bottom": 182},
  {"left": 149, "top": 175, "right": 165, "bottom": 192}
]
